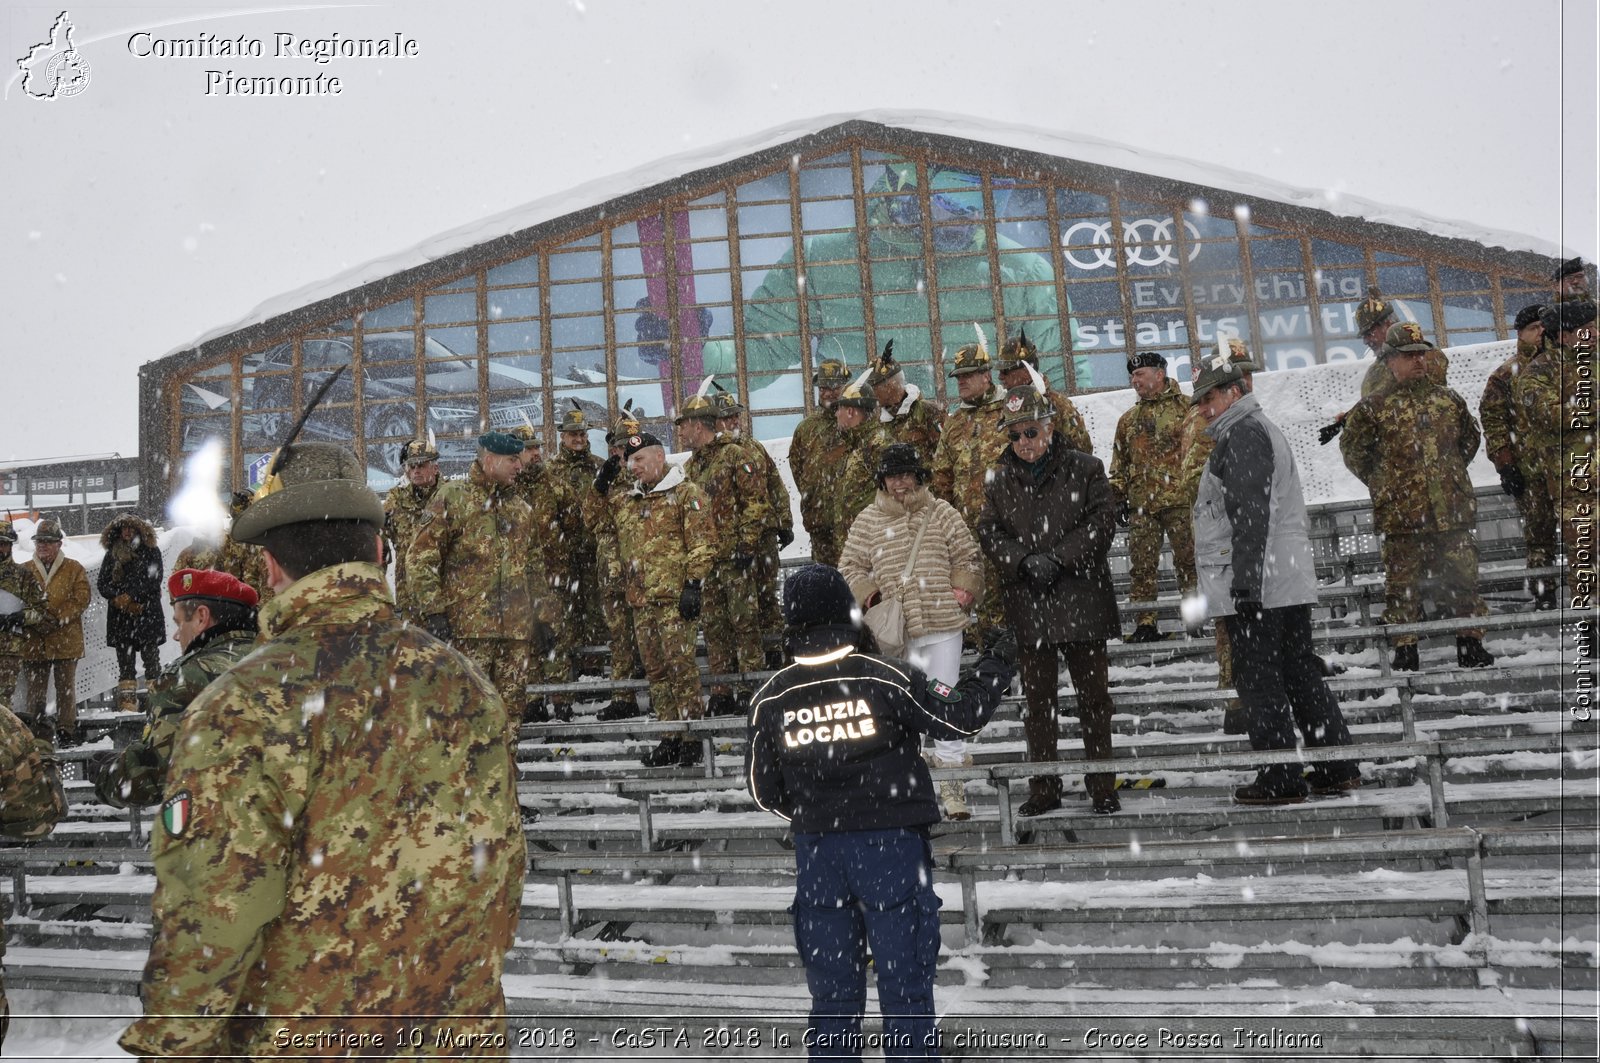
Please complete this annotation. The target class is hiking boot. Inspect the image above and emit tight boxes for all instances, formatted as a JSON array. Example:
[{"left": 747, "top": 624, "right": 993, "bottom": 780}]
[
  {"left": 1306, "top": 767, "right": 1363, "bottom": 795},
  {"left": 55, "top": 725, "right": 86, "bottom": 749},
  {"left": 706, "top": 693, "right": 741, "bottom": 718},
  {"left": 677, "top": 737, "right": 704, "bottom": 769},
  {"left": 1091, "top": 791, "right": 1121, "bottom": 815},
  {"left": 551, "top": 701, "right": 574, "bottom": 723},
  {"left": 640, "top": 737, "right": 681, "bottom": 768},
  {"left": 1456, "top": 636, "right": 1494, "bottom": 669},
  {"left": 522, "top": 698, "right": 550, "bottom": 725},
  {"left": 596, "top": 698, "right": 642, "bottom": 722},
  {"left": 1531, "top": 578, "right": 1559, "bottom": 611},
  {"left": 1125, "top": 623, "right": 1166, "bottom": 644},
  {"left": 1391, "top": 643, "right": 1420, "bottom": 672},
  {"left": 1233, "top": 782, "right": 1308, "bottom": 806},
  {"left": 1016, "top": 794, "right": 1061, "bottom": 817},
  {"left": 1314, "top": 654, "right": 1346, "bottom": 677},
  {"left": 115, "top": 679, "right": 139, "bottom": 713},
  {"left": 928, "top": 752, "right": 972, "bottom": 821}
]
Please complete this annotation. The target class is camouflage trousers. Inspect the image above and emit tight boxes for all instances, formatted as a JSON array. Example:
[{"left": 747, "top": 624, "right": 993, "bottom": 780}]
[
  {"left": 1215, "top": 616, "right": 1233, "bottom": 689},
  {"left": 0, "top": 655, "right": 20, "bottom": 710},
  {"left": 548, "top": 556, "right": 609, "bottom": 690},
  {"left": 1380, "top": 529, "right": 1486, "bottom": 645},
  {"left": 1128, "top": 506, "right": 1197, "bottom": 626},
  {"left": 22, "top": 659, "right": 77, "bottom": 730},
  {"left": 1515, "top": 470, "right": 1558, "bottom": 569},
  {"left": 809, "top": 527, "right": 841, "bottom": 570},
  {"left": 453, "top": 637, "right": 525, "bottom": 744},
  {"left": 598, "top": 575, "right": 642, "bottom": 700},
  {"left": 703, "top": 560, "right": 764, "bottom": 696},
  {"left": 635, "top": 601, "right": 701, "bottom": 726},
  {"left": 756, "top": 537, "right": 784, "bottom": 641}
]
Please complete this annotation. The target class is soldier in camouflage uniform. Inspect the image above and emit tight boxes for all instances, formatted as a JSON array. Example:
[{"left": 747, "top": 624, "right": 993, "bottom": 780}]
[
  {"left": 1480, "top": 304, "right": 1558, "bottom": 607},
  {"left": 931, "top": 341, "right": 1011, "bottom": 647},
  {"left": 832, "top": 371, "right": 896, "bottom": 539},
  {"left": 588, "top": 406, "right": 647, "bottom": 721},
  {"left": 1, "top": 701, "right": 67, "bottom": 1051},
  {"left": 679, "top": 392, "right": 770, "bottom": 716},
  {"left": 1515, "top": 298, "right": 1598, "bottom": 607},
  {"left": 382, "top": 437, "right": 443, "bottom": 620},
  {"left": 0, "top": 521, "right": 49, "bottom": 711},
  {"left": 1341, "top": 323, "right": 1493, "bottom": 671},
  {"left": 998, "top": 326, "right": 1093, "bottom": 455},
  {"left": 1110, "top": 351, "right": 1196, "bottom": 641},
  {"left": 789, "top": 357, "right": 853, "bottom": 567},
  {"left": 868, "top": 340, "right": 945, "bottom": 460},
  {"left": 407, "top": 432, "right": 539, "bottom": 741},
  {"left": 508, "top": 425, "right": 575, "bottom": 723},
  {"left": 87, "top": 569, "right": 259, "bottom": 809},
  {"left": 176, "top": 493, "right": 274, "bottom": 604},
  {"left": 613, "top": 433, "right": 716, "bottom": 767},
  {"left": 1356, "top": 287, "right": 1449, "bottom": 398},
  {"left": 715, "top": 387, "right": 794, "bottom": 668},
  {"left": 1553, "top": 256, "right": 1592, "bottom": 302},
  {"left": 121, "top": 440, "right": 525, "bottom": 1060},
  {"left": 551, "top": 401, "right": 608, "bottom": 660}
]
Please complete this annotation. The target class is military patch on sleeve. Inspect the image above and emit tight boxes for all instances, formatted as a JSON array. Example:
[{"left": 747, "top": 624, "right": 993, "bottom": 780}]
[
  {"left": 417, "top": 509, "right": 434, "bottom": 527},
  {"left": 928, "top": 679, "right": 959, "bottom": 703},
  {"left": 160, "top": 790, "right": 192, "bottom": 838}
]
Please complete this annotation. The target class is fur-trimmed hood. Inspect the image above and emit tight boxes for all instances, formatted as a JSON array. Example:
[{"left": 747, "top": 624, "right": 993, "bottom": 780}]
[{"left": 100, "top": 514, "right": 158, "bottom": 550}]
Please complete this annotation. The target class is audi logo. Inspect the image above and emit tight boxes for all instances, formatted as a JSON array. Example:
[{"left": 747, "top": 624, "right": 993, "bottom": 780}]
[{"left": 1061, "top": 218, "right": 1204, "bottom": 272}]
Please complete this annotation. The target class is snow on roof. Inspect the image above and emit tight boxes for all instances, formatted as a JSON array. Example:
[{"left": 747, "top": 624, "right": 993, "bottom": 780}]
[{"left": 160, "top": 109, "right": 1565, "bottom": 362}]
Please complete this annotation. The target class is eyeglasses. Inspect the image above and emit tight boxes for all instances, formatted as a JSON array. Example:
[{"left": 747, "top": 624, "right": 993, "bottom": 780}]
[{"left": 1008, "top": 427, "right": 1042, "bottom": 442}]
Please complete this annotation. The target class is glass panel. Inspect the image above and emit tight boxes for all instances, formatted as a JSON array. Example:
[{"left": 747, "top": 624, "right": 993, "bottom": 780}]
[
  {"left": 549, "top": 281, "right": 603, "bottom": 315},
  {"left": 872, "top": 291, "right": 930, "bottom": 324},
  {"left": 1374, "top": 251, "right": 1412, "bottom": 263},
  {"left": 735, "top": 172, "right": 791, "bottom": 202},
  {"left": 551, "top": 315, "right": 604, "bottom": 349},
  {"left": 935, "top": 254, "right": 988, "bottom": 291},
  {"left": 362, "top": 330, "right": 415, "bottom": 364},
  {"left": 1132, "top": 313, "right": 1190, "bottom": 350},
  {"left": 800, "top": 199, "right": 855, "bottom": 230},
  {"left": 1186, "top": 240, "right": 1242, "bottom": 272},
  {"left": 1002, "top": 285, "right": 1058, "bottom": 320},
  {"left": 996, "top": 217, "right": 1051, "bottom": 249},
  {"left": 1311, "top": 238, "right": 1364, "bottom": 265},
  {"left": 1442, "top": 291, "right": 1495, "bottom": 336},
  {"left": 363, "top": 401, "right": 420, "bottom": 476},
  {"left": 1438, "top": 266, "right": 1491, "bottom": 291},
  {"left": 1077, "top": 352, "right": 1129, "bottom": 389},
  {"left": 1183, "top": 210, "right": 1237, "bottom": 238},
  {"left": 424, "top": 291, "right": 476, "bottom": 325},
  {"left": 485, "top": 353, "right": 542, "bottom": 390},
  {"left": 611, "top": 246, "right": 646, "bottom": 276},
  {"left": 1377, "top": 264, "right": 1429, "bottom": 294},
  {"left": 1502, "top": 292, "right": 1544, "bottom": 328},
  {"left": 550, "top": 348, "right": 605, "bottom": 383},
  {"left": 686, "top": 209, "right": 728, "bottom": 239},
  {"left": 425, "top": 325, "right": 477, "bottom": 358},
  {"left": 487, "top": 320, "right": 541, "bottom": 353},
  {"left": 747, "top": 371, "right": 804, "bottom": 412},
  {"left": 1250, "top": 238, "right": 1304, "bottom": 269},
  {"left": 1063, "top": 280, "right": 1124, "bottom": 313},
  {"left": 1121, "top": 200, "right": 1168, "bottom": 217},
  {"left": 679, "top": 240, "right": 730, "bottom": 271},
  {"left": 363, "top": 298, "right": 413, "bottom": 330},
  {"left": 1057, "top": 189, "right": 1110, "bottom": 216},
  {"left": 1058, "top": 214, "right": 1118, "bottom": 278},
  {"left": 1387, "top": 298, "right": 1434, "bottom": 334},
  {"left": 680, "top": 271, "right": 732, "bottom": 304},
  {"left": 179, "top": 414, "right": 229, "bottom": 454},
  {"left": 610, "top": 221, "right": 641, "bottom": 245},
  {"left": 1447, "top": 330, "right": 1498, "bottom": 346},
  {"left": 487, "top": 287, "right": 538, "bottom": 319},
  {"left": 549, "top": 248, "right": 602, "bottom": 281},
  {"left": 737, "top": 202, "right": 791, "bottom": 236},
  {"left": 751, "top": 412, "right": 802, "bottom": 442},
  {"left": 689, "top": 191, "right": 724, "bottom": 208},
  {"left": 1312, "top": 267, "right": 1368, "bottom": 305},
  {"left": 301, "top": 404, "right": 356, "bottom": 449},
  {"left": 487, "top": 254, "right": 540, "bottom": 287},
  {"left": 798, "top": 167, "right": 853, "bottom": 199},
  {"left": 178, "top": 361, "right": 235, "bottom": 415},
  {"left": 740, "top": 236, "right": 794, "bottom": 269},
  {"left": 431, "top": 273, "right": 476, "bottom": 292},
  {"left": 1258, "top": 341, "right": 1320, "bottom": 371}
]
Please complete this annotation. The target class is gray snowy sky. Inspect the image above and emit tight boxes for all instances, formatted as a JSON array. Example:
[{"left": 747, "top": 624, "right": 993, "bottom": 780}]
[{"left": 2, "top": 0, "right": 1594, "bottom": 464}]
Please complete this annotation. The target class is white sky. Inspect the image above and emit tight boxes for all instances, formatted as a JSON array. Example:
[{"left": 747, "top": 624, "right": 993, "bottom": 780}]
[{"left": 2, "top": 0, "right": 1595, "bottom": 463}]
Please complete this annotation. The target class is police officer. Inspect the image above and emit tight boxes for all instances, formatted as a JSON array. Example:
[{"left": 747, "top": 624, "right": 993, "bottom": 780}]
[
  {"left": 746, "top": 564, "right": 1015, "bottom": 1062},
  {"left": 120, "top": 440, "right": 525, "bottom": 1059}
]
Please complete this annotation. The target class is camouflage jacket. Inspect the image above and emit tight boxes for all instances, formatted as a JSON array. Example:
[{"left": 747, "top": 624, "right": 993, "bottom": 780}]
[
  {"left": 0, "top": 556, "right": 48, "bottom": 657},
  {"left": 406, "top": 460, "right": 536, "bottom": 639},
  {"left": 1108, "top": 378, "right": 1193, "bottom": 510},
  {"left": 738, "top": 435, "right": 793, "bottom": 534},
  {"left": 551, "top": 448, "right": 604, "bottom": 561},
  {"left": 685, "top": 433, "right": 771, "bottom": 560},
  {"left": 1513, "top": 340, "right": 1597, "bottom": 502},
  {"left": 1176, "top": 403, "right": 1215, "bottom": 505},
  {"left": 512, "top": 462, "right": 574, "bottom": 623},
  {"left": 93, "top": 627, "right": 257, "bottom": 810},
  {"left": 878, "top": 386, "right": 945, "bottom": 462},
  {"left": 789, "top": 408, "right": 849, "bottom": 542},
  {"left": 612, "top": 466, "right": 717, "bottom": 607},
  {"left": 1, "top": 704, "right": 66, "bottom": 968},
  {"left": 930, "top": 383, "right": 1010, "bottom": 528},
  {"left": 1361, "top": 347, "right": 1449, "bottom": 398},
  {"left": 1479, "top": 339, "right": 1545, "bottom": 471},
  {"left": 832, "top": 420, "right": 895, "bottom": 542},
  {"left": 382, "top": 476, "right": 443, "bottom": 615},
  {"left": 1045, "top": 389, "right": 1094, "bottom": 457},
  {"left": 120, "top": 563, "right": 525, "bottom": 1060},
  {"left": 588, "top": 464, "right": 635, "bottom": 596},
  {"left": 1340, "top": 378, "right": 1481, "bottom": 534}
]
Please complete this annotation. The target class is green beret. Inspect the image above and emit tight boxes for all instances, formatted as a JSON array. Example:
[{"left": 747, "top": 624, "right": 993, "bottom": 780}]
[
  {"left": 478, "top": 431, "right": 525, "bottom": 456},
  {"left": 231, "top": 442, "right": 385, "bottom": 545}
]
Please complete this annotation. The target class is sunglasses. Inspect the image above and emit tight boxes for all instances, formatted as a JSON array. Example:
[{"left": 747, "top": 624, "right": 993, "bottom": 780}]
[{"left": 1008, "top": 427, "right": 1042, "bottom": 442}]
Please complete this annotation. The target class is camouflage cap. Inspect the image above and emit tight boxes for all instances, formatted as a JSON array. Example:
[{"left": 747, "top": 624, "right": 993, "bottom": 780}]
[
  {"left": 814, "top": 357, "right": 852, "bottom": 388},
  {"left": 31, "top": 518, "right": 64, "bottom": 543},
  {"left": 557, "top": 402, "right": 589, "bottom": 434},
  {"left": 399, "top": 437, "right": 440, "bottom": 466},
  {"left": 713, "top": 388, "right": 744, "bottom": 418},
  {"left": 834, "top": 378, "right": 879, "bottom": 411},
  {"left": 1356, "top": 286, "right": 1396, "bottom": 334},
  {"left": 506, "top": 424, "right": 538, "bottom": 444},
  {"left": 0, "top": 521, "right": 15, "bottom": 544},
  {"left": 1192, "top": 351, "right": 1248, "bottom": 401},
  {"left": 865, "top": 339, "right": 902, "bottom": 387},
  {"left": 997, "top": 386, "right": 1056, "bottom": 429},
  {"left": 228, "top": 490, "right": 253, "bottom": 518},
  {"left": 948, "top": 342, "right": 993, "bottom": 377},
  {"left": 231, "top": 442, "right": 385, "bottom": 545},
  {"left": 606, "top": 413, "right": 642, "bottom": 444},
  {"left": 674, "top": 394, "right": 720, "bottom": 424},
  {"left": 997, "top": 327, "right": 1038, "bottom": 372},
  {"left": 1383, "top": 321, "right": 1432, "bottom": 354}
]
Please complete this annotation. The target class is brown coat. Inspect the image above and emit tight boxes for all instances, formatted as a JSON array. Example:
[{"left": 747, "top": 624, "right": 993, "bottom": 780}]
[
  {"left": 23, "top": 556, "right": 90, "bottom": 660},
  {"left": 977, "top": 433, "right": 1121, "bottom": 646}
]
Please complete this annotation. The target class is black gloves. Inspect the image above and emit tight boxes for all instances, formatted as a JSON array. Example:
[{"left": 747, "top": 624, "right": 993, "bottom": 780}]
[
  {"left": 422, "top": 613, "right": 454, "bottom": 643},
  {"left": 980, "top": 628, "right": 1018, "bottom": 669},
  {"left": 775, "top": 527, "right": 795, "bottom": 549},
  {"left": 1498, "top": 466, "right": 1525, "bottom": 497},
  {"left": 1020, "top": 553, "right": 1062, "bottom": 590},
  {"left": 1232, "top": 598, "right": 1264, "bottom": 623},
  {"left": 971, "top": 628, "right": 1019, "bottom": 695},
  {"left": 679, "top": 580, "right": 703, "bottom": 621},
  {"left": 1116, "top": 499, "right": 1132, "bottom": 527},
  {"left": 594, "top": 454, "right": 623, "bottom": 496},
  {"left": 730, "top": 551, "right": 756, "bottom": 571},
  {"left": 0, "top": 612, "right": 23, "bottom": 634},
  {"left": 1317, "top": 420, "right": 1345, "bottom": 445}
]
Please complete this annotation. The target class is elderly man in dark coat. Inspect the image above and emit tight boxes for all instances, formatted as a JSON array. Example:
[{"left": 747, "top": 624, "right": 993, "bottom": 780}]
[{"left": 977, "top": 382, "right": 1122, "bottom": 816}]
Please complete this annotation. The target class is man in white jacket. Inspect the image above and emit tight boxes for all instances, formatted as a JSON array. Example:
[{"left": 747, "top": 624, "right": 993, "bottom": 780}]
[{"left": 1190, "top": 356, "right": 1360, "bottom": 806}]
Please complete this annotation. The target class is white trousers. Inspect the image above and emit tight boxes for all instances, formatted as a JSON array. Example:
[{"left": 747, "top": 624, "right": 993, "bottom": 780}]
[{"left": 906, "top": 628, "right": 966, "bottom": 765}]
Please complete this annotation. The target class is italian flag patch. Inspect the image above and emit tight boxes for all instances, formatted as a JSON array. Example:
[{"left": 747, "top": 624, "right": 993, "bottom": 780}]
[{"left": 161, "top": 791, "right": 192, "bottom": 838}]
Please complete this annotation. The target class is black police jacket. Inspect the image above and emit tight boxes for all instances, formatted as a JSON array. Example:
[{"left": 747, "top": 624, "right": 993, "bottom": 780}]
[{"left": 745, "top": 625, "right": 1013, "bottom": 834}]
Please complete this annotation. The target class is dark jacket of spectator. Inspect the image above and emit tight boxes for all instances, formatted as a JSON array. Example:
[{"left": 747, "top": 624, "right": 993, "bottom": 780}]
[{"left": 97, "top": 516, "right": 166, "bottom": 648}]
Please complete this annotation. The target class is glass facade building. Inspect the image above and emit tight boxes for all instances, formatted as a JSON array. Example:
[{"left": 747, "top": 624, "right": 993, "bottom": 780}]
[{"left": 141, "top": 120, "right": 1564, "bottom": 508}]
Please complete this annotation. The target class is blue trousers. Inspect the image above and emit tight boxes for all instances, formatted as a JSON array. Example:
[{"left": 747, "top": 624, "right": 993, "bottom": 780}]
[{"left": 792, "top": 827, "right": 942, "bottom": 1062}]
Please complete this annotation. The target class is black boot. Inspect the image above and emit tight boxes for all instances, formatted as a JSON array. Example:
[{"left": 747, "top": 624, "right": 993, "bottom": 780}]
[
  {"left": 1531, "top": 579, "right": 1559, "bottom": 611},
  {"left": 522, "top": 698, "right": 550, "bottom": 724},
  {"left": 1314, "top": 654, "right": 1346, "bottom": 677},
  {"left": 640, "top": 737, "right": 681, "bottom": 768},
  {"left": 1456, "top": 636, "right": 1495, "bottom": 669},
  {"left": 1125, "top": 623, "right": 1166, "bottom": 644},
  {"left": 551, "top": 701, "right": 574, "bottom": 723},
  {"left": 596, "top": 697, "right": 642, "bottom": 722},
  {"left": 706, "top": 693, "right": 741, "bottom": 718},
  {"left": 677, "top": 737, "right": 703, "bottom": 769},
  {"left": 1221, "top": 698, "right": 1250, "bottom": 735},
  {"left": 1391, "top": 644, "right": 1420, "bottom": 672},
  {"left": 764, "top": 647, "right": 787, "bottom": 671}
]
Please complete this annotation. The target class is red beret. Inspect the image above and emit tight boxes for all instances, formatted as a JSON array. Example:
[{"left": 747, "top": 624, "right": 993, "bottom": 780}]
[{"left": 168, "top": 568, "right": 260, "bottom": 608}]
